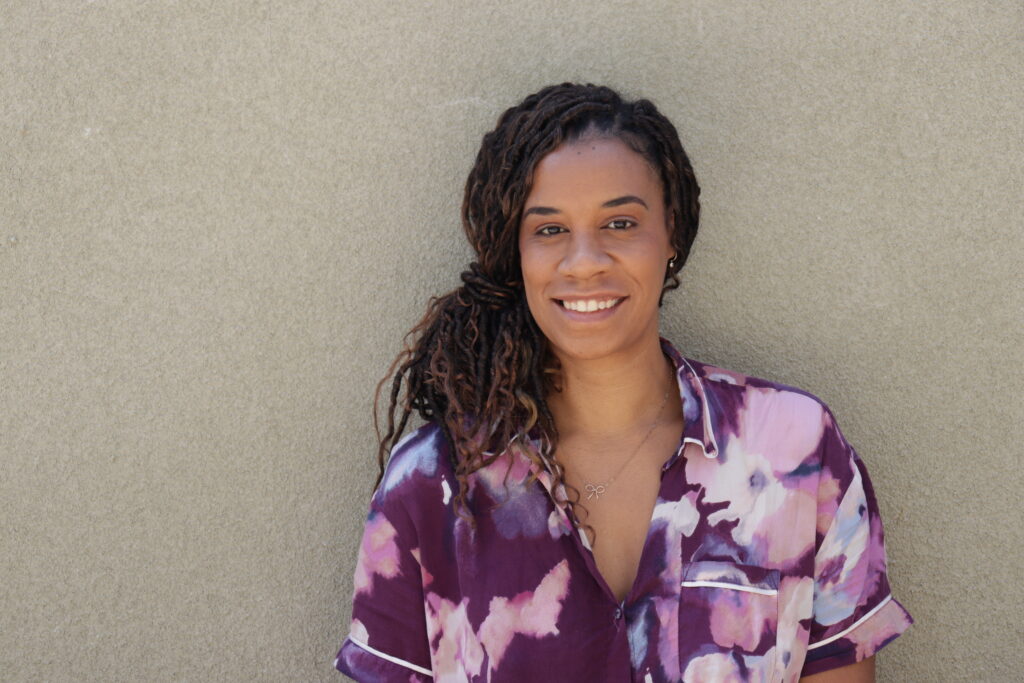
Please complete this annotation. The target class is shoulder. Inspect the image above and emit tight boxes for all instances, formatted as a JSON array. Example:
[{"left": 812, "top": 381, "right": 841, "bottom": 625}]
[
  {"left": 686, "top": 356, "right": 834, "bottom": 421},
  {"left": 680, "top": 355, "right": 857, "bottom": 475},
  {"left": 375, "top": 421, "right": 454, "bottom": 505}
]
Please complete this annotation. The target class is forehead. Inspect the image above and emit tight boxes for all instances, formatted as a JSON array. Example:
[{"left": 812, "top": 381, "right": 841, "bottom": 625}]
[{"left": 525, "top": 137, "right": 662, "bottom": 205}]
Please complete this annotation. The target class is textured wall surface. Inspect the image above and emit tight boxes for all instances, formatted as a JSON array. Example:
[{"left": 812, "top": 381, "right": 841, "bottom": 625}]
[{"left": 2, "top": 1, "right": 1021, "bottom": 681}]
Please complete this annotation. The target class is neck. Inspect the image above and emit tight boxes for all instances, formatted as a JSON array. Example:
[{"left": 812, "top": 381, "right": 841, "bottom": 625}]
[{"left": 547, "top": 337, "right": 678, "bottom": 440}]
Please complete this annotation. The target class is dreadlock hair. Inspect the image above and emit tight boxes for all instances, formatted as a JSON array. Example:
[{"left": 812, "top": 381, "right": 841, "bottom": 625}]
[{"left": 374, "top": 82, "right": 701, "bottom": 535}]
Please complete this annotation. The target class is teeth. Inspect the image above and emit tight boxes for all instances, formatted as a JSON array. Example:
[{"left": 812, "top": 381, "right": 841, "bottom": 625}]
[{"left": 561, "top": 298, "right": 620, "bottom": 312}]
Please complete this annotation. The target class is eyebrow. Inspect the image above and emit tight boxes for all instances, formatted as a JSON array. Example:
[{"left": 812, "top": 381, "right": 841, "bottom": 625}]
[{"left": 522, "top": 195, "right": 649, "bottom": 218}]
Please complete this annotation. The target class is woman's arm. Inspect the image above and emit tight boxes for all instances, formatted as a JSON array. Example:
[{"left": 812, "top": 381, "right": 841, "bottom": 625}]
[{"left": 800, "top": 655, "right": 875, "bottom": 683}]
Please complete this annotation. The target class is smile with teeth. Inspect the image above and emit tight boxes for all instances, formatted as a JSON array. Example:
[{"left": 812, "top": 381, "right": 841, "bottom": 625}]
[{"left": 558, "top": 298, "right": 623, "bottom": 312}]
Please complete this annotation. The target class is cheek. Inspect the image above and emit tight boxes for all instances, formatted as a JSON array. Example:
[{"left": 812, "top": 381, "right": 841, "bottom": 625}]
[
  {"left": 518, "top": 248, "right": 552, "bottom": 322},
  {"left": 623, "top": 240, "right": 670, "bottom": 287},
  {"left": 649, "top": 251, "right": 670, "bottom": 283},
  {"left": 517, "top": 246, "right": 543, "bottom": 291},
  {"left": 648, "top": 232, "right": 674, "bottom": 281}
]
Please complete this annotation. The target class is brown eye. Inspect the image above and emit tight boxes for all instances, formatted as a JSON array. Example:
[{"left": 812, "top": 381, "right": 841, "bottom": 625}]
[
  {"left": 538, "top": 225, "right": 566, "bottom": 236},
  {"left": 606, "top": 219, "right": 635, "bottom": 230}
]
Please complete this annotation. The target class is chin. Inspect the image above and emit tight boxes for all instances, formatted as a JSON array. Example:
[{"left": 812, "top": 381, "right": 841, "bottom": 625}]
[{"left": 545, "top": 333, "right": 640, "bottom": 364}]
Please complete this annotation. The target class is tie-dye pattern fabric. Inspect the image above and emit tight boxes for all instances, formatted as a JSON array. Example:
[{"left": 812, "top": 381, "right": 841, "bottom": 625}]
[{"left": 334, "top": 339, "right": 912, "bottom": 682}]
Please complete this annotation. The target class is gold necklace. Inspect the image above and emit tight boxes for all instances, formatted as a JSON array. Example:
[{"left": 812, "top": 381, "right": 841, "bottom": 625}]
[{"left": 578, "top": 389, "right": 670, "bottom": 501}]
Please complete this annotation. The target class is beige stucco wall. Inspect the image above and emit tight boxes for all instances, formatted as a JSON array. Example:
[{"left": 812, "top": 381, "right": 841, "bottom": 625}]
[{"left": 2, "top": 1, "right": 1021, "bottom": 680}]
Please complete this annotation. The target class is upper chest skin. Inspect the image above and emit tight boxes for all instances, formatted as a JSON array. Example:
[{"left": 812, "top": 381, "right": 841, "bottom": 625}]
[{"left": 556, "top": 417, "right": 688, "bottom": 603}]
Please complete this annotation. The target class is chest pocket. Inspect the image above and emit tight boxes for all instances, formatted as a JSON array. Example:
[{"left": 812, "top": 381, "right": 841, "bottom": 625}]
[{"left": 678, "top": 560, "right": 782, "bottom": 683}]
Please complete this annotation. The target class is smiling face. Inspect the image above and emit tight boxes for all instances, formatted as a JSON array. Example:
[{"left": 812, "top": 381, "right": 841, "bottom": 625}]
[{"left": 518, "top": 136, "right": 675, "bottom": 365}]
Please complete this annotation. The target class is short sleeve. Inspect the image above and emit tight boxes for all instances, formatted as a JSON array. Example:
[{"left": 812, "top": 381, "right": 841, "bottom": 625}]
[
  {"left": 333, "top": 490, "right": 433, "bottom": 681},
  {"left": 800, "top": 407, "right": 913, "bottom": 677}
]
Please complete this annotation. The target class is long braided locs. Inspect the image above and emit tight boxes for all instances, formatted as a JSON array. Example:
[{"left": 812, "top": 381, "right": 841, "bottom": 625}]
[{"left": 373, "top": 83, "right": 701, "bottom": 532}]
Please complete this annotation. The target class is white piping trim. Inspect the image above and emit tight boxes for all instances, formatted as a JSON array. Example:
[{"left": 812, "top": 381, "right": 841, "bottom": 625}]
[
  {"left": 347, "top": 634, "right": 434, "bottom": 677},
  {"left": 578, "top": 524, "right": 593, "bottom": 551},
  {"left": 679, "top": 358, "right": 719, "bottom": 458},
  {"left": 681, "top": 436, "right": 707, "bottom": 458},
  {"left": 807, "top": 594, "right": 893, "bottom": 650},
  {"left": 681, "top": 580, "right": 778, "bottom": 596}
]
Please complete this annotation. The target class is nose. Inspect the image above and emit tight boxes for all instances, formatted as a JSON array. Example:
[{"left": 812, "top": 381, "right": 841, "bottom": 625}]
[{"left": 557, "top": 232, "right": 612, "bottom": 280}]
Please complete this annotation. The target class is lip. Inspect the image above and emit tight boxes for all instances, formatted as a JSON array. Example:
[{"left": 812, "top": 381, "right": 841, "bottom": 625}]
[
  {"left": 554, "top": 292, "right": 625, "bottom": 302},
  {"left": 551, "top": 295, "right": 627, "bottom": 322}
]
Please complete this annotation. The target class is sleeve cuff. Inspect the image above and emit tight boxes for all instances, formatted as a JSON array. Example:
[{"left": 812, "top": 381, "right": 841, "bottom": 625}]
[
  {"left": 334, "top": 636, "right": 433, "bottom": 681},
  {"left": 801, "top": 595, "right": 913, "bottom": 677}
]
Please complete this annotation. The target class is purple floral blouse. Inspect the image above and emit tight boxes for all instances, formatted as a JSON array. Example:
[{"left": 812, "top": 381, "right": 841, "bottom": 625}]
[{"left": 333, "top": 339, "right": 912, "bottom": 682}]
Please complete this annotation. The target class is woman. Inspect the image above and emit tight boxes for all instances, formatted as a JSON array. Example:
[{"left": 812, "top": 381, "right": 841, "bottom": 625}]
[{"left": 333, "top": 83, "right": 912, "bottom": 682}]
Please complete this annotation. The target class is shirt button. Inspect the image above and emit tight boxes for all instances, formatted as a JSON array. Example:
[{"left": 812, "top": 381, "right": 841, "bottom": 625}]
[{"left": 613, "top": 606, "right": 623, "bottom": 621}]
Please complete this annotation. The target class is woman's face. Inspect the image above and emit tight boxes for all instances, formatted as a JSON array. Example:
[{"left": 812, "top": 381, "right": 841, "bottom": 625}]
[{"left": 518, "top": 136, "right": 674, "bottom": 365}]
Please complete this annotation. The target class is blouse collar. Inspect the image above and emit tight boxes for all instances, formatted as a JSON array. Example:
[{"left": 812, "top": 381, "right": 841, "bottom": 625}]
[{"left": 510, "top": 337, "right": 721, "bottom": 510}]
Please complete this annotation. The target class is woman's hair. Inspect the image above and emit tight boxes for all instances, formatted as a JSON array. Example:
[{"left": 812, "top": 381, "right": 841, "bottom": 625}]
[{"left": 374, "top": 82, "right": 701, "bottom": 529}]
